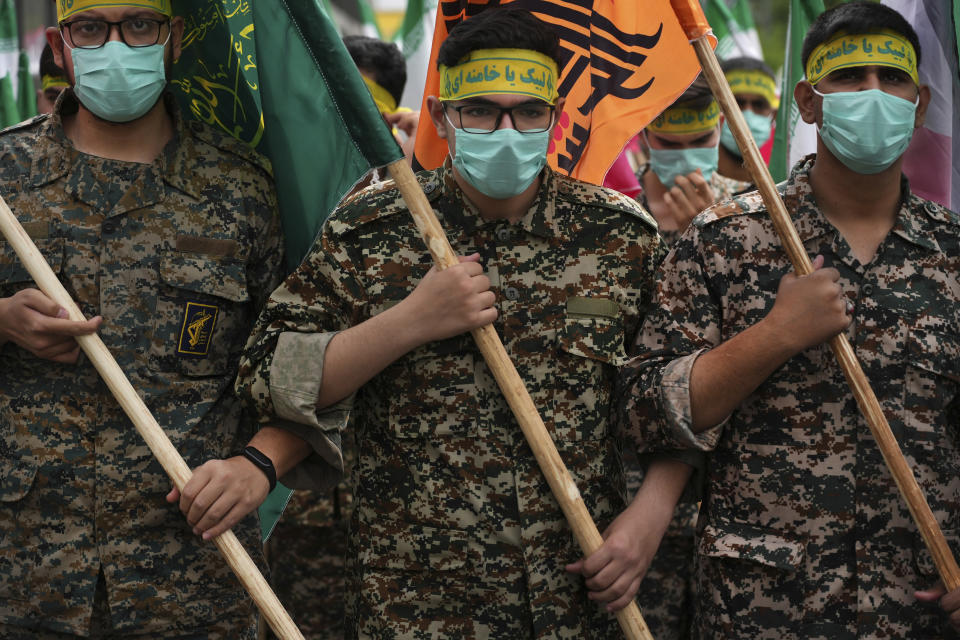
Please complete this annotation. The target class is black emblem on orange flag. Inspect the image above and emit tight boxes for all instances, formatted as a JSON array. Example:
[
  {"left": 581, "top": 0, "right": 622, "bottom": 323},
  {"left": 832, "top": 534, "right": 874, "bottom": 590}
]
[{"left": 437, "top": 0, "right": 663, "bottom": 174}]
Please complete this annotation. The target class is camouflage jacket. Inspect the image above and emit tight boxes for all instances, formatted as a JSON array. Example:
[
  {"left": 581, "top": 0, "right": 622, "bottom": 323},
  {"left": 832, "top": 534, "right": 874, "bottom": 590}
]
[
  {"left": 236, "top": 163, "right": 663, "bottom": 637},
  {"left": 622, "top": 155, "right": 960, "bottom": 638},
  {"left": 0, "top": 91, "right": 283, "bottom": 635}
]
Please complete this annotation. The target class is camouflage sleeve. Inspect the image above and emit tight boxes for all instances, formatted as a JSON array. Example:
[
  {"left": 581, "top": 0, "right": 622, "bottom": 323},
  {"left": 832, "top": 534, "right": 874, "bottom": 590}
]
[
  {"left": 619, "top": 222, "right": 731, "bottom": 455},
  {"left": 246, "top": 174, "right": 285, "bottom": 309},
  {"left": 235, "top": 222, "right": 366, "bottom": 491}
]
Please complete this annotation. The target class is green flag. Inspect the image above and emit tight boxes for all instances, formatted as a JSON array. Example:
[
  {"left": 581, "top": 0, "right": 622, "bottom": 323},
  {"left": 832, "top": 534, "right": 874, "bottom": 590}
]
[
  {"left": 703, "top": 0, "right": 762, "bottom": 60},
  {"left": 394, "top": 0, "right": 437, "bottom": 110},
  {"left": 0, "top": 72, "right": 18, "bottom": 127},
  {"left": 0, "top": 0, "right": 15, "bottom": 82},
  {"left": 769, "top": 0, "right": 825, "bottom": 182},
  {"left": 16, "top": 49, "right": 35, "bottom": 122},
  {"left": 171, "top": 0, "right": 403, "bottom": 540}
]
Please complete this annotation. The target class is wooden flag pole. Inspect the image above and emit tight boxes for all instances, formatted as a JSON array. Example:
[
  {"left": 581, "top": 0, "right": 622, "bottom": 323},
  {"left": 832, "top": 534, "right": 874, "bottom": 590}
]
[
  {"left": 0, "top": 201, "right": 306, "bottom": 640},
  {"left": 691, "top": 35, "right": 960, "bottom": 591},
  {"left": 387, "top": 158, "right": 654, "bottom": 640}
]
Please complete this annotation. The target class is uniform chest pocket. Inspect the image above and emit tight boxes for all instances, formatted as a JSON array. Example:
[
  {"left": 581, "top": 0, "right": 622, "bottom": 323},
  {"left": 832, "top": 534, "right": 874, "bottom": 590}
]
[
  {"left": 904, "top": 327, "right": 960, "bottom": 419},
  {"left": 387, "top": 336, "right": 478, "bottom": 439},
  {"left": 149, "top": 252, "right": 251, "bottom": 377},
  {"left": 0, "top": 237, "right": 63, "bottom": 292},
  {"left": 552, "top": 307, "right": 629, "bottom": 441}
]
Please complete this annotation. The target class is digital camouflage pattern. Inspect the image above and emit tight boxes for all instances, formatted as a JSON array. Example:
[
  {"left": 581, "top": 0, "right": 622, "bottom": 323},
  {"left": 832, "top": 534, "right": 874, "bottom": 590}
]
[
  {"left": 622, "top": 155, "right": 960, "bottom": 639},
  {"left": 627, "top": 160, "right": 748, "bottom": 640},
  {"left": 265, "top": 426, "right": 357, "bottom": 640},
  {"left": 235, "top": 162, "right": 664, "bottom": 637},
  {"left": 0, "top": 91, "right": 283, "bottom": 636}
]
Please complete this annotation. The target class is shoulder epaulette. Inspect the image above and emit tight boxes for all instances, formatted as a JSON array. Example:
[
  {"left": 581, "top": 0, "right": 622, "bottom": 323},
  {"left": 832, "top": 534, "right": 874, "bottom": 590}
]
[
  {"left": 555, "top": 172, "right": 657, "bottom": 230},
  {"left": 328, "top": 168, "right": 442, "bottom": 235},
  {"left": 0, "top": 114, "right": 48, "bottom": 137},
  {"left": 186, "top": 120, "right": 273, "bottom": 178},
  {"left": 916, "top": 195, "right": 960, "bottom": 226},
  {"left": 696, "top": 189, "right": 766, "bottom": 227}
]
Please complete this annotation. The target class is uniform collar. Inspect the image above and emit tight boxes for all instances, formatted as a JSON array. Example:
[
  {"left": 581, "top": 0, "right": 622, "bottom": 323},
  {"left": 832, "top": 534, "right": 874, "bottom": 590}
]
[
  {"left": 784, "top": 154, "right": 940, "bottom": 253},
  {"left": 437, "top": 158, "right": 564, "bottom": 240},
  {"left": 30, "top": 90, "right": 204, "bottom": 203}
]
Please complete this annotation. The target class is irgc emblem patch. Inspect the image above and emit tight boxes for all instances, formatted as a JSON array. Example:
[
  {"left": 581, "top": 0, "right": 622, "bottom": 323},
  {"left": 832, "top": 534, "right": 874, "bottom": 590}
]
[{"left": 178, "top": 301, "right": 219, "bottom": 357}]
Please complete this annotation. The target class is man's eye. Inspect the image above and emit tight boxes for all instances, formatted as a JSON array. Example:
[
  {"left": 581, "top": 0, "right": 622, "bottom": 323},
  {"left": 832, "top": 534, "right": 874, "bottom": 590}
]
[
  {"left": 463, "top": 106, "right": 493, "bottom": 117},
  {"left": 517, "top": 107, "right": 547, "bottom": 119},
  {"left": 880, "top": 69, "right": 909, "bottom": 83},
  {"left": 76, "top": 21, "right": 105, "bottom": 35},
  {"left": 126, "top": 19, "right": 151, "bottom": 33}
]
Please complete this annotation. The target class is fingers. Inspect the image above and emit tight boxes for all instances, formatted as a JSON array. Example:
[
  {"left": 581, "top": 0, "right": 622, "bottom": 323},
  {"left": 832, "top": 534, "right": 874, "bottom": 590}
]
[
  {"left": 202, "top": 502, "right": 250, "bottom": 541},
  {"left": 166, "top": 487, "right": 181, "bottom": 503},
  {"left": 457, "top": 252, "right": 482, "bottom": 264},
  {"left": 18, "top": 288, "right": 64, "bottom": 318},
  {"left": 810, "top": 254, "right": 825, "bottom": 270},
  {"left": 606, "top": 576, "right": 642, "bottom": 612}
]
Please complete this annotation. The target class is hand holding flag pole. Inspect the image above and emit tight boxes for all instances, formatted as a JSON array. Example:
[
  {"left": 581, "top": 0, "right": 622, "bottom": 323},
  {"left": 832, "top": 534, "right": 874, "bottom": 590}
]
[
  {"left": 669, "top": 0, "right": 960, "bottom": 591},
  {"left": 387, "top": 157, "right": 655, "bottom": 640},
  {"left": 0, "top": 201, "right": 306, "bottom": 640}
]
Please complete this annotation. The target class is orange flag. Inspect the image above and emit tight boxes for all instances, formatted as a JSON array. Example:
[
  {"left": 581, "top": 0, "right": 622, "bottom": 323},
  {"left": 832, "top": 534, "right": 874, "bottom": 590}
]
[{"left": 412, "top": 0, "right": 715, "bottom": 185}]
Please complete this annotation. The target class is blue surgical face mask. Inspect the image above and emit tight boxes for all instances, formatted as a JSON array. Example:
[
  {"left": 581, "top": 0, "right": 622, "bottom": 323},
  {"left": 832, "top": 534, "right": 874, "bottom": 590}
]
[
  {"left": 720, "top": 110, "right": 773, "bottom": 157},
  {"left": 448, "top": 116, "right": 550, "bottom": 199},
  {"left": 813, "top": 87, "right": 917, "bottom": 175},
  {"left": 70, "top": 38, "right": 169, "bottom": 123},
  {"left": 647, "top": 143, "right": 718, "bottom": 189}
]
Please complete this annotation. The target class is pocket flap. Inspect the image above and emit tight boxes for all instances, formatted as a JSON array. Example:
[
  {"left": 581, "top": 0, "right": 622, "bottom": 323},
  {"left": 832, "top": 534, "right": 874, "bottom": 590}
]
[
  {"left": 0, "top": 238, "right": 64, "bottom": 285},
  {"left": 358, "top": 523, "right": 475, "bottom": 572},
  {"left": 558, "top": 313, "right": 628, "bottom": 366},
  {"left": 159, "top": 252, "right": 250, "bottom": 302},
  {"left": 908, "top": 328, "right": 960, "bottom": 383},
  {"left": 0, "top": 458, "right": 38, "bottom": 503},
  {"left": 699, "top": 520, "right": 804, "bottom": 571}
]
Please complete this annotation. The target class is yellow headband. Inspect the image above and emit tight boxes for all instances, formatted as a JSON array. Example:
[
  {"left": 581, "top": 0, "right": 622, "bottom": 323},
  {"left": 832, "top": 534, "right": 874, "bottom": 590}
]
[
  {"left": 726, "top": 69, "right": 780, "bottom": 110},
  {"left": 648, "top": 101, "right": 720, "bottom": 135},
  {"left": 363, "top": 76, "right": 398, "bottom": 114},
  {"left": 41, "top": 74, "right": 70, "bottom": 91},
  {"left": 57, "top": 0, "right": 172, "bottom": 22},
  {"left": 439, "top": 48, "right": 558, "bottom": 105},
  {"left": 806, "top": 30, "right": 919, "bottom": 85}
]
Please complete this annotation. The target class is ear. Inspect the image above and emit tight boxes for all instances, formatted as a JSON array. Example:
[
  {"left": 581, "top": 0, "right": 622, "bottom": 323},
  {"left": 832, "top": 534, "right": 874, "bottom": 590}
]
[
  {"left": 794, "top": 80, "right": 819, "bottom": 126},
  {"left": 914, "top": 84, "right": 931, "bottom": 129},
  {"left": 46, "top": 27, "right": 66, "bottom": 71},
  {"left": 170, "top": 16, "right": 185, "bottom": 63},
  {"left": 426, "top": 96, "right": 448, "bottom": 140}
]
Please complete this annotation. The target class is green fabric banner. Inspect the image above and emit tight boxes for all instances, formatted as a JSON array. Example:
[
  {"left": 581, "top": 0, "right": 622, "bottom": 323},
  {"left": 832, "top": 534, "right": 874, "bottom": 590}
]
[
  {"left": 0, "top": 72, "right": 17, "bottom": 127},
  {"left": 16, "top": 50, "right": 35, "bottom": 122},
  {"left": 769, "top": 0, "right": 825, "bottom": 182},
  {"left": 171, "top": 0, "right": 403, "bottom": 541}
]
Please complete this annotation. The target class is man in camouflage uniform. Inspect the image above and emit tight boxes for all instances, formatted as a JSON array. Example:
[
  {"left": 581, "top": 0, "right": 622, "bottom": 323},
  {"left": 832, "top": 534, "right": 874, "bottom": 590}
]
[
  {"left": 0, "top": 1, "right": 283, "bottom": 637},
  {"left": 177, "top": 8, "right": 664, "bottom": 637},
  {"left": 621, "top": 3, "right": 960, "bottom": 637},
  {"left": 637, "top": 75, "right": 751, "bottom": 249}
]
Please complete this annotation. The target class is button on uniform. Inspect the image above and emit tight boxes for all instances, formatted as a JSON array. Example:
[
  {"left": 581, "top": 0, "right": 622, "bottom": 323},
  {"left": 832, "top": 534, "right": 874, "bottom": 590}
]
[
  {"left": 862, "top": 283, "right": 874, "bottom": 296},
  {"left": 102, "top": 220, "right": 117, "bottom": 234},
  {"left": 497, "top": 228, "right": 511, "bottom": 242},
  {"left": 503, "top": 286, "right": 519, "bottom": 300}
]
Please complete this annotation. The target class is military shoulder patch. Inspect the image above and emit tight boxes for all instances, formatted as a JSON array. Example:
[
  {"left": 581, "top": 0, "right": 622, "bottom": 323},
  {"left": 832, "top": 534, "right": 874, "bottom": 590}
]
[{"left": 178, "top": 301, "right": 219, "bottom": 357}]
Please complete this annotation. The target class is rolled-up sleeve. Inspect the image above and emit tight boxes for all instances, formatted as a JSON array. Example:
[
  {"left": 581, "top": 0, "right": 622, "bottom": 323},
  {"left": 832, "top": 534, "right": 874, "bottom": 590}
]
[
  {"left": 236, "top": 223, "right": 366, "bottom": 491},
  {"left": 618, "top": 219, "right": 729, "bottom": 455}
]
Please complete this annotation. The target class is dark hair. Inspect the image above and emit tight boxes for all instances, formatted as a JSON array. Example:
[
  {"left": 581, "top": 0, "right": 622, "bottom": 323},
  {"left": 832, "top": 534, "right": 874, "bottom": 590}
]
[
  {"left": 343, "top": 35, "right": 407, "bottom": 105},
  {"left": 39, "top": 42, "right": 64, "bottom": 79},
  {"left": 721, "top": 56, "right": 776, "bottom": 81},
  {"left": 437, "top": 7, "right": 560, "bottom": 69},
  {"left": 672, "top": 73, "right": 715, "bottom": 111},
  {"left": 801, "top": 1, "right": 921, "bottom": 70}
]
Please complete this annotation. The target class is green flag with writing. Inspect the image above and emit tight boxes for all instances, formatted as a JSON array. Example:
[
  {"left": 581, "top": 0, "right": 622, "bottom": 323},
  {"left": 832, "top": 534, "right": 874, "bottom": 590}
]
[
  {"left": 16, "top": 50, "right": 35, "bottom": 122},
  {"left": 171, "top": 0, "right": 403, "bottom": 540}
]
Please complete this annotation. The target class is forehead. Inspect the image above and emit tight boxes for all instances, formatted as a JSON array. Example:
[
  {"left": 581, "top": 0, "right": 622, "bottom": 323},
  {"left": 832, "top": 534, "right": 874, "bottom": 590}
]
[
  {"left": 732, "top": 91, "right": 769, "bottom": 103},
  {"left": 455, "top": 94, "right": 550, "bottom": 107},
  {"left": 67, "top": 6, "right": 168, "bottom": 20},
  {"left": 648, "top": 129, "right": 715, "bottom": 145}
]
